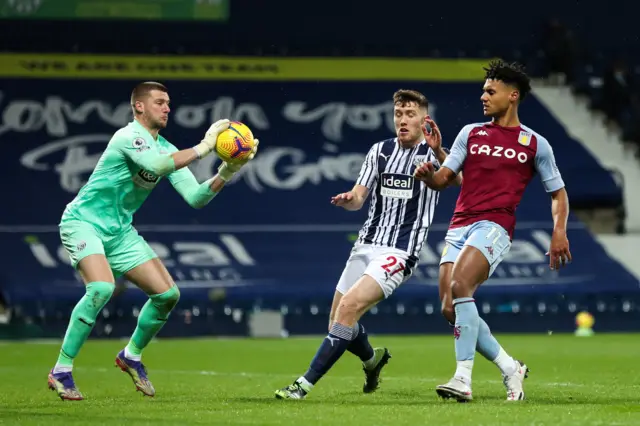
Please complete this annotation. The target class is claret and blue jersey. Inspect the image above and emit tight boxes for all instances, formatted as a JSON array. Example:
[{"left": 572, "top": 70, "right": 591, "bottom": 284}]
[{"left": 442, "top": 122, "right": 565, "bottom": 238}]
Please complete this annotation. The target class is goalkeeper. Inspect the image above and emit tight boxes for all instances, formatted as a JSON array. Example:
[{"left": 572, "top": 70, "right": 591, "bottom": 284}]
[{"left": 47, "top": 82, "right": 259, "bottom": 401}]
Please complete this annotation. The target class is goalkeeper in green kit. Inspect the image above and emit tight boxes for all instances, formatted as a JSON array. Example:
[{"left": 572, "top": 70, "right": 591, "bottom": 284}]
[{"left": 47, "top": 82, "right": 259, "bottom": 401}]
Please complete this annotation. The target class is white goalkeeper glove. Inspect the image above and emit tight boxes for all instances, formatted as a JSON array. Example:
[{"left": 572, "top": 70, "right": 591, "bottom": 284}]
[
  {"left": 217, "top": 139, "right": 260, "bottom": 182},
  {"left": 193, "top": 118, "right": 230, "bottom": 158}
]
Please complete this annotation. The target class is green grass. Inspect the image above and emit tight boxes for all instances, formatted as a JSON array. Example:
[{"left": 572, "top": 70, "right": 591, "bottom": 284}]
[{"left": 0, "top": 333, "right": 639, "bottom": 425}]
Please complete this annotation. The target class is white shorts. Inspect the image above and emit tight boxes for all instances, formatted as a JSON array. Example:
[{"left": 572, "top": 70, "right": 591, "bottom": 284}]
[{"left": 336, "top": 243, "right": 416, "bottom": 299}]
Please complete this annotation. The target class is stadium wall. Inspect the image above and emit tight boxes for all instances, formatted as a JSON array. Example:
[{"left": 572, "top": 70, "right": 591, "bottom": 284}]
[{"left": 0, "top": 55, "right": 637, "bottom": 339}]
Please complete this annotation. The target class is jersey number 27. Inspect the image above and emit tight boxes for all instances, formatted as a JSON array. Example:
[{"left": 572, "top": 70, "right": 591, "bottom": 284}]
[{"left": 381, "top": 256, "right": 405, "bottom": 276}]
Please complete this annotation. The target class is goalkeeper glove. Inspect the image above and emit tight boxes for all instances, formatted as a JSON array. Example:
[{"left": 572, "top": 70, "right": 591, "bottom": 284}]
[
  {"left": 218, "top": 139, "right": 260, "bottom": 182},
  {"left": 193, "top": 118, "right": 230, "bottom": 158}
]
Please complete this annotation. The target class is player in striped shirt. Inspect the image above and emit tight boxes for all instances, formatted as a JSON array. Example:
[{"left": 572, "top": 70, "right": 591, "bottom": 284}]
[
  {"left": 415, "top": 60, "right": 571, "bottom": 402},
  {"left": 275, "top": 89, "right": 459, "bottom": 400}
]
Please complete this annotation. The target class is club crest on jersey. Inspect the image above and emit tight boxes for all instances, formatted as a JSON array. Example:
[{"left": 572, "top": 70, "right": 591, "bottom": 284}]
[
  {"left": 132, "top": 169, "right": 159, "bottom": 189},
  {"left": 380, "top": 173, "right": 414, "bottom": 199},
  {"left": 413, "top": 155, "right": 427, "bottom": 166},
  {"left": 518, "top": 131, "right": 532, "bottom": 146}
]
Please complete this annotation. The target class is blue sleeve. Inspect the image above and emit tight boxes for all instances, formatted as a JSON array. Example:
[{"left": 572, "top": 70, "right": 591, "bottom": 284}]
[
  {"left": 441, "top": 125, "right": 472, "bottom": 174},
  {"left": 535, "top": 136, "right": 565, "bottom": 192}
]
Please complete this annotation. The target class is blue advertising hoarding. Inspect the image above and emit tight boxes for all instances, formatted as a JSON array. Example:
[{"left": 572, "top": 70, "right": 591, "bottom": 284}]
[{"left": 0, "top": 77, "right": 634, "bottom": 307}]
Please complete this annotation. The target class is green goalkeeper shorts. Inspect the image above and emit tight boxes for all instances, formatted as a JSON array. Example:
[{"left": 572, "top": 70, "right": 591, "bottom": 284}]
[{"left": 59, "top": 219, "right": 158, "bottom": 277}]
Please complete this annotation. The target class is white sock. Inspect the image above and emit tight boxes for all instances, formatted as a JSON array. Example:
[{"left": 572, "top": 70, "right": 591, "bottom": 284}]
[
  {"left": 454, "top": 360, "right": 474, "bottom": 385},
  {"left": 52, "top": 364, "right": 72, "bottom": 374},
  {"left": 493, "top": 347, "right": 517, "bottom": 376},
  {"left": 124, "top": 346, "right": 141, "bottom": 362},
  {"left": 296, "top": 376, "right": 314, "bottom": 392},
  {"left": 363, "top": 353, "right": 377, "bottom": 370}
]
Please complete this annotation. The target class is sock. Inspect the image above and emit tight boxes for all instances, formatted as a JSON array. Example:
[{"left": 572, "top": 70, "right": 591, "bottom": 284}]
[
  {"left": 492, "top": 347, "right": 518, "bottom": 376},
  {"left": 453, "top": 297, "right": 480, "bottom": 385},
  {"left": 53, "top": 281, "right": 114, "bottom": 373},
  {"left": 302, "top": 322, "right": 355, "bottom": 385},
  {"left": 126, "top": 286, "right": 180, "bottom": 361},
  {"left": 476, "top": 318, "right": 518, "bottom": 376},
  {"left": 476, "top": 318, "right": 500, "bottom": 360},
  {"left": 347, "top": 322, "right": 375, "bottom": 368}
]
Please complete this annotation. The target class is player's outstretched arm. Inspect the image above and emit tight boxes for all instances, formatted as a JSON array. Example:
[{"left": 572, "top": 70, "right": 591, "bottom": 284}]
[
  {"left": 119, "top": 119, "right": 231, "bottom": 177},
  {"left": 422, "top": 119, "right": 463, "bottom": 187},
  {"left": 547, "top": 187, "right": 572, "bottom": 270},
  {"left": 413, "top": 163, "right": 458, "bottom": 190},
  {"left": 418, "top": 121, "right": 468, "bottom": 189},
  {"left": 331, "top": 184, "right": 369, "bottom": 211},
  {"left": 168, "top": 139, "right": 260, "bottom": 209},
  {"left": 332, "top": 142, "right": 378, "bottom": 211}
]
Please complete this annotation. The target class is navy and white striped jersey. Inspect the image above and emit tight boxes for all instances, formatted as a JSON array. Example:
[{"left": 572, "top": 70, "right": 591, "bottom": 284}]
[{"left": 355, "top": 138, "right": 442, "bottom": 261}]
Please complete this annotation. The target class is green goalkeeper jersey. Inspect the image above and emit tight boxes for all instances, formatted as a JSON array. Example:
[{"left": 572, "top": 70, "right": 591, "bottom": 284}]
[{"left": 61, "top": 119, "right": 217, "bottom": 235}]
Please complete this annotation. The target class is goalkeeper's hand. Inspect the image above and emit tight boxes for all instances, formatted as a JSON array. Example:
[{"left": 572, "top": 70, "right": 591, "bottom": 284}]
[
  {"left": 217, "top": 138, "right": 260, "bottom": 182},
  {"left": 193, "top": 118, "right": 230, "bottom": 158}
]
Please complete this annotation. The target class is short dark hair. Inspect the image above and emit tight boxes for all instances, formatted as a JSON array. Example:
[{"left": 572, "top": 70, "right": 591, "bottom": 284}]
[
  {"left": 131, "top": 81, "right": 168, "bottom": 107},
  {"left": 483, "top": 59, "right": 531, "bottom": 102},
  {"left": 393, "top": 89, "right": 429, "bottom": 111}
]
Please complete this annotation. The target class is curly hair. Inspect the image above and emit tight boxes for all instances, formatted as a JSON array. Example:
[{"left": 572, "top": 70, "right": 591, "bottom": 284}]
[{"left": 483, "top": 59, "right": 531, "bottom": 102}]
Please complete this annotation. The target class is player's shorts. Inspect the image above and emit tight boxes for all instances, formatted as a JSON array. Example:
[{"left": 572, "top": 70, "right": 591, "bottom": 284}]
[
  {"left": 59, "top": 219, "right": 158, "bottom": 277},
  {"left": 336, "top": 243, "right": 416, "bottom": 299},
  {"left": 439, "top": 220, "right": 511, "bottom": 278}
]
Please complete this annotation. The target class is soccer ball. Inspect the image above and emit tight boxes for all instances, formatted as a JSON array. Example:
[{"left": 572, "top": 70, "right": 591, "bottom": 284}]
[
  {"left": 215, "top": 121, "right": 255, "bottom": 164},
  {"left": 575, "top": 311, "right": 594, "bottom": 329}
]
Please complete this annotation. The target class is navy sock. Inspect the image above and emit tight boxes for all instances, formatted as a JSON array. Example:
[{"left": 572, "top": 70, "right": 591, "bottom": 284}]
[
  {"left": 303, "top": 322, "right": 355, "bottom": 384},
  {"left": 347, "top": 322, "right": 374, "bottom": 362}
]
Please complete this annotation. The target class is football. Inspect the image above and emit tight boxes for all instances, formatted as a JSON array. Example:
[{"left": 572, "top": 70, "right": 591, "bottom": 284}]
[
  {"left": 575, "top": 311, "right": 595, "bottom": 329},
  {"left": 215, "top": 121, "right": 255, "bottom": 163}
]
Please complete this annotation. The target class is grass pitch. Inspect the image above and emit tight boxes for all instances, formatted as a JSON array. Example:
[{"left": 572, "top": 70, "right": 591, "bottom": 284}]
[{"left": 1, "top": 333, "right": 638, "bottom": 425}]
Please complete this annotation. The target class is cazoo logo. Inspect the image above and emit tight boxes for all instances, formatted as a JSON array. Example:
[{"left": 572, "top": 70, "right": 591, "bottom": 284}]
[{"left": 469, "top": 143, "right": 528, "bottom": 163}]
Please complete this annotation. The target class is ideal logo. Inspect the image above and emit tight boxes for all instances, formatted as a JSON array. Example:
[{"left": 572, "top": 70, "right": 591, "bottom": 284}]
[
  {"left": 380, "top": 173, "right": 414, "bottom": 200},
  {"left": 132, "top": 169, "right": 160, "bottom": 189},
  {"left": 25, "top": 234, "right": 256, "bottom": 287}
]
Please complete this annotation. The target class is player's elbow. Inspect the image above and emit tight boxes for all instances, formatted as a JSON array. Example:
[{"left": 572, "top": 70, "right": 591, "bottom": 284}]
[
  {"left": 550, "top": 187, "right": 568, "bottom": 200},
  {"left": 190, "top": 198, "right": 212, "bottom": 209},
  {"left": 190, "top": 200, "right": 207, "bottom": 209}
]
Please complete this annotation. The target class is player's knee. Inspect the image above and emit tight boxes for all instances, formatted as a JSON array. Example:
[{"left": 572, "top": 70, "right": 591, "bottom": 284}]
[
  {"left": 151, "top": 285, "right": 180, "bottom": 312},
  {"left": 450, "top": 277, "right": 472, "bottom": 299},
  {"left": 337, "top": 294, "right": 362, "bottom": 317},
  {"left": 85, "top": 281, "right": 116, "bottom": 309}
]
